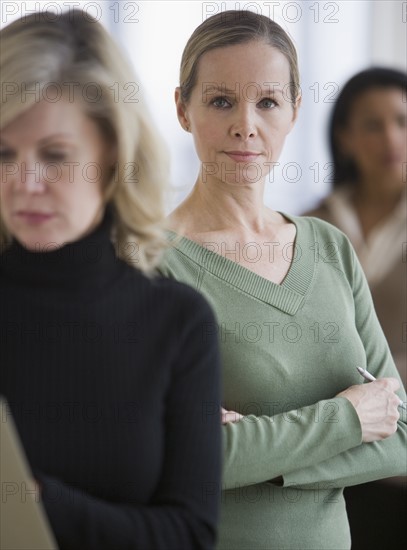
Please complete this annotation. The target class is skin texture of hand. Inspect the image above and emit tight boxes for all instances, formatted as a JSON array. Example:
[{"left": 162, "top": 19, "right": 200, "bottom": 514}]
[
  {"left": 337, "top": 378, "right": 401, "bottom": 443},
  {"left": 221, "top": 407, "right": 244, "bottom": 425}
]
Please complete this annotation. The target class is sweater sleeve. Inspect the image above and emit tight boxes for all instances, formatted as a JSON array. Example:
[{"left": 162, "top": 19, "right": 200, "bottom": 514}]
[
  {"left": 282, "top": 245, "right": 407, "bottom": 489},
  {"left": 37, "top": 294, "right": 222, "bottom": 550},
  {"left": 221, "top": 397, "right": 363, "bottom": 489}
]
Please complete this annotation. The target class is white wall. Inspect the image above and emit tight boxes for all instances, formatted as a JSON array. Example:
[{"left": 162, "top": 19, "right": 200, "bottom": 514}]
[
  {"left": 371, "top": 0, "right": 407, "bottom": 71},
  {"left": 1, "top": 0, "right": 406, "bottom": 214}
]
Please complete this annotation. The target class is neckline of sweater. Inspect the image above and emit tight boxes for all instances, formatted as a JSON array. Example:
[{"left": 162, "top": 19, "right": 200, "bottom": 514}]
[
  {"left": 0, "top": 208, "right": 125, "bottom": 293},
  {"left": 166, "top": 213, "right": 316, "bottom": 316}
]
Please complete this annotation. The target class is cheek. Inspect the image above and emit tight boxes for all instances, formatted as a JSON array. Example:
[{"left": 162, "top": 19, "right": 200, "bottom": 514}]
[
  {"left": 397, "top": 128, "right": 407, "bottom": 151},
  {"left": 0, "top": 182, "right": 13, "bottom": 223},
  {"left": 58, "top": 190, "right": 103, "bottom": 243},
  {"left": 280, "top": 111, "right": 296, "bottom": 133},
  {"left": 192, "top": 122, "right": 222, "bottom": 159},
  {"left": 0, "top": 191, "right": 10, "bottom": 226},
  {"left": 72, "top": 181, "right": 103, "bottom": 214},
  {"left": 357, "top": 136, "right": 382, "bottom": 157},
  {"left": 55, "top": 166, "right": 103, "bottom": 225},
  {"left": 264, "top": 115, "right": 292, "bottom": 143},
  {"left": 264, "top": 120, "right": 290, "bottom": 152}
]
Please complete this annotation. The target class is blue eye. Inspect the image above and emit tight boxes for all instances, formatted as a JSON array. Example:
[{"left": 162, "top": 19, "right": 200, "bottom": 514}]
[
  {"left": 258, "top": 98, "right": 277, "bottom": 109},
  {"left": 211, "top": 97, "right": 231, "bottom": 109}
]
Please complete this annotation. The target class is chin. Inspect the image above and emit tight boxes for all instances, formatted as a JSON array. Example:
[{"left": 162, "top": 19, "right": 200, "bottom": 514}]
[
  {"left": 377, "top": 167, "right": 405, "bottom": 186},
  {"left": 223, "top": 167, "right": 265, "bottom": 186},
  {"left": 16, "top": 231, "right": 68, "bottom": 253},
  {"left": 19, "top": 239, "right": 61, "bottom": 253}
]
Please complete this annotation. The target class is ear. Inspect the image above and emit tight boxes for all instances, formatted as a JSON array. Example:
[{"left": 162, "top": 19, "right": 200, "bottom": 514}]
[
  {"left": 175, "top": 87, "right": 190, "bottom": 132},
  {"left": 289, "top": 92, "right": 302, "bottom": 130}
]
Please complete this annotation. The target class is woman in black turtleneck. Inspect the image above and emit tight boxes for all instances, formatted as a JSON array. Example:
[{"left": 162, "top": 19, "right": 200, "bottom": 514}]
[{"left": 0, "top": 10, "right": 221, "bottom": 550}]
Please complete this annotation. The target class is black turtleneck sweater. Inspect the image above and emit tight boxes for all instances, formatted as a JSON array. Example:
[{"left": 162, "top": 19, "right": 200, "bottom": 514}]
[{"left": 0, "top": 213, "right": 221, "bottom": 550}]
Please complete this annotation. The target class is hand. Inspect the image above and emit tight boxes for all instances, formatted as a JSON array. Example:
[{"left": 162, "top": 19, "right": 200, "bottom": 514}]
[
  {"left": 337, "top": 378, "right": 401, "bottom": 443},
  {"left": 221, "top": 407, "right": 244, "bottom": 424}
]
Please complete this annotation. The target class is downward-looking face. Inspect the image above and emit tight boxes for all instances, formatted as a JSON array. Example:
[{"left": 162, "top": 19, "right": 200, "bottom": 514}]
[
  {"left": 0, "top": 98, "right": 112, "bottom": 251},
  {"left": 176, "top": 40, "right": 300, "bottom": 187}
]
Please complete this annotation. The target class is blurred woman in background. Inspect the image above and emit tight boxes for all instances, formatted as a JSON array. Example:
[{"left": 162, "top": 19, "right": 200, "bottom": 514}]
[
  {"left": 305, "top": 67, "right": 406, "bottom": 383},
  {"left": 304, "top": 67, "right": 406, "bottom": 550}
]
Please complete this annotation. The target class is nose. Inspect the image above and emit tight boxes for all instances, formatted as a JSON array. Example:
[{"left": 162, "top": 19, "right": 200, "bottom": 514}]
[
  {"left": 230, "top": 104, "right": 257, "bottom": 140},
  {"left": 17, "top": 159, "right": 47, "bottom": 194},
  {"left": 382, "top": 121, "right": 405, "bottom": 150}
]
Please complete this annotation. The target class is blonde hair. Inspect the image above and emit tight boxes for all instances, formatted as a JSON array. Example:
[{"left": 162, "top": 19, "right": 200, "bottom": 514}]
[
  {"left": 0, "top": 9, "right": 168, "bottom": 273},
  {"left": 180, "top": 10, "right": 300, "bottom": 105}
]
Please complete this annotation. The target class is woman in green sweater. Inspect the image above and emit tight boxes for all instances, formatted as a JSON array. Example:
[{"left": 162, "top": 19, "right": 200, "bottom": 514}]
[{"left": 158, "top": 10, "right": 407, "bottom": 550}]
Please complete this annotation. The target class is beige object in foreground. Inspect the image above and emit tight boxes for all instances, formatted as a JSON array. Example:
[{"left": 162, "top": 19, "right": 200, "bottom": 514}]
[{"left": 0, "top": 396, "right": 58, "bottom": 549}]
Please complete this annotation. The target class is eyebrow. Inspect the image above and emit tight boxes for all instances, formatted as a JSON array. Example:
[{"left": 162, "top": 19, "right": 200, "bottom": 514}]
[
  {"left": 0, "top": 134, "right": 75, "bottom": 147},
  {"left": 38, "top": 134, "right": 75, "bottom": 145},
  {"left": 202, "top": 85, "right": 285, "bottom": 95}
]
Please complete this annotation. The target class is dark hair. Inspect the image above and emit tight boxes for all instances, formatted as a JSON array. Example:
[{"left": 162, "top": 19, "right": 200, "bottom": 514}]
[{"left": 329, "top": 67, "right": 407, "bottom": 187}]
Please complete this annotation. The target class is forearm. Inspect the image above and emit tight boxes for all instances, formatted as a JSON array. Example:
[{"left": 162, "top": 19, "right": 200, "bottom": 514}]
[
  {"left": 222, "top": 397, "right": 362, "bottom": 489},
  {"left": 282, "top": 414, "right": 407, "bottom": 489},
  {"left": 37, "top": 473, "right": 216, "bottom": 550}
]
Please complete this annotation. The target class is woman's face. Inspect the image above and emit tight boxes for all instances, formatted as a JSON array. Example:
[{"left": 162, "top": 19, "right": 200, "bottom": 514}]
[
  {"left": 0, "top": 98, "right": 113, "bottom": 251},
  {"left": 176, "top": 40, "right": 300, "bottom": 186},
  {"left": 339, "top": 87, "right": 407, "bottom": 190}
]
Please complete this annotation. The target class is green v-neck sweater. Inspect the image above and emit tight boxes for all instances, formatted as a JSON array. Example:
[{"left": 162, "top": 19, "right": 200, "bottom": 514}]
[{"left": 158, "top": 214, "right": 407, "bottom": 550}]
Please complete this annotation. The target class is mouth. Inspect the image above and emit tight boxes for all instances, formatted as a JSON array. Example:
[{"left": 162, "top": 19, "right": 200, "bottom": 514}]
[
  {"left": 224, "top": 151, "right": 261, "bottom": 163},
  {"left": 16, "top": 211, "right": 55, "bottom": 224},
  {"left": 382, "top": 154, "right": 402, "bottom": 164}
]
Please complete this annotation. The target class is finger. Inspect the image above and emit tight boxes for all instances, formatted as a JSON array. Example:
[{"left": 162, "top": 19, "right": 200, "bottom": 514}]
[
  {"left": 388, "top": 394, "right": 402, "bottom": 418},
  {"left": 222, "top": 412, "right": 236, "bottom": 424},
  {"left": 222, "top": 411, "right": 243, "bottom": 424},
  {"left": 375, "top": 377, "right": 401, "bottom": 392}
]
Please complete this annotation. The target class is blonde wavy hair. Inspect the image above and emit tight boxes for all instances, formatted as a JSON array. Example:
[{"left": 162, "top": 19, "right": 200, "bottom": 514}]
[{"left": 0, "top": 9, "right": 168, "bottom": 273}]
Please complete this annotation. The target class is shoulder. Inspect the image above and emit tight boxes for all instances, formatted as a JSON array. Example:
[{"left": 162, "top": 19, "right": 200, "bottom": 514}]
[
  {"left": 135, "top": 265, "right": 216, "bottom": 321},
  {"left": 156, "top": 234, "right": 204, "bottom": 283},
  {"left": 287, "top": 214, "right": 357, "bottom": 277},
  {"left": 154, "top": 273, "right": 212, "bottom": 307},
  {"left": 120, "top": 264, "right": 217, "bottom": 344},
  {"left": 291, "top": 213, "right": 352, "bottom": 247}
]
